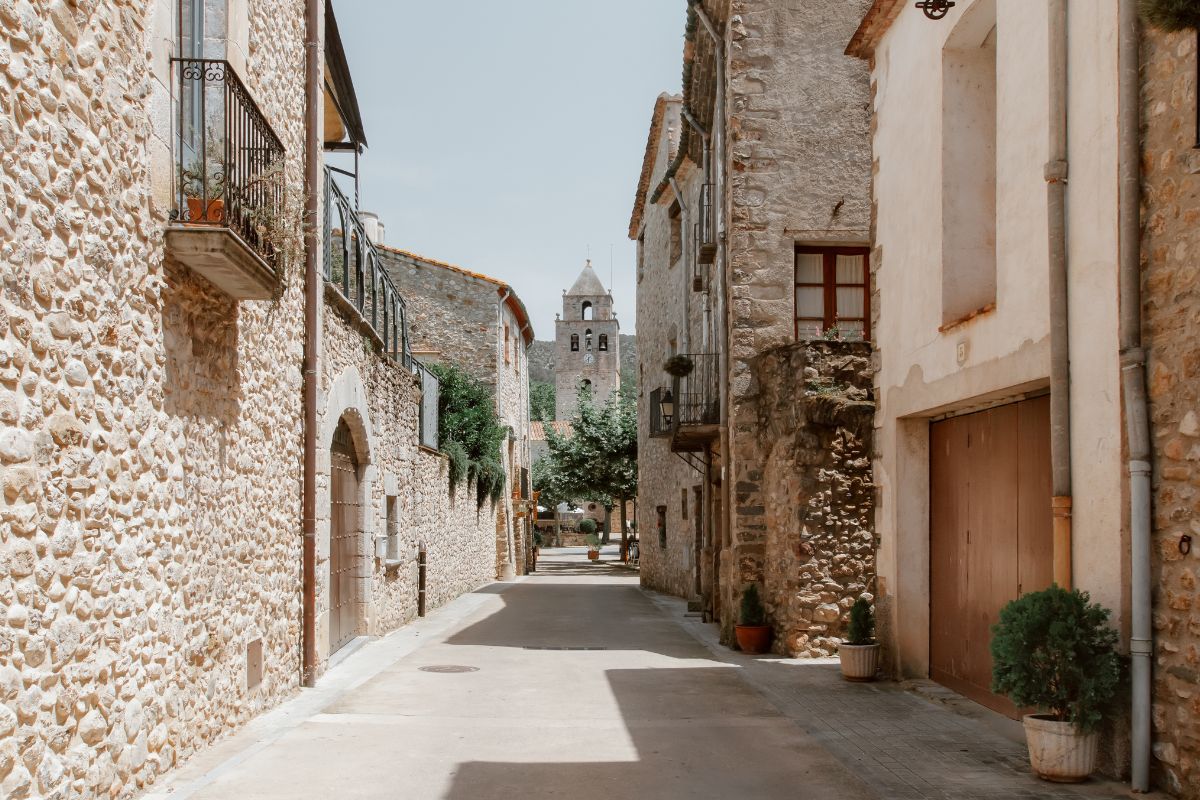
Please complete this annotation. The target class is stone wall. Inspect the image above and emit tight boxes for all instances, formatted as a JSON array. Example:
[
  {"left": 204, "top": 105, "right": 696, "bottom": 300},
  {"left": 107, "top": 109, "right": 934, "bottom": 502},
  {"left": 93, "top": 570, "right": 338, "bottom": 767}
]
[
  {"left": 1141, "top": 24, "right": 1200, "bottom": 799},
  {"left": 0, "top": 1, "right": 309, "bottom": 797},
  {"left": 750, "top": 341, "right": 874, "bottom": 657},
  {"left": 721, "top": 0, "right": 873, "bottom": 641}
]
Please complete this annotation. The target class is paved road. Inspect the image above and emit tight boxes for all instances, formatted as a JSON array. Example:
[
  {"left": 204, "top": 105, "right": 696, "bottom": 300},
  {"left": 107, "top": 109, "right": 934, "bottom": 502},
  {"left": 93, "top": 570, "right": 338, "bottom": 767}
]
[{"left": 152, "top": 549, "right": 875, "bottom": 799}]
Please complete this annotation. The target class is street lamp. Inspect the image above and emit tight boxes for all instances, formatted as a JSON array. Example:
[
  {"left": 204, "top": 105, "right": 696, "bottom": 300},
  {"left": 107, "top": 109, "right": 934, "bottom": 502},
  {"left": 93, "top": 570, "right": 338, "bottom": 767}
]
[
  {"left": 659, "top": 389, "right": 675, "bottom": 428},
  {"left": 916, "top": 0, "right": 955, "bottom": 19}
]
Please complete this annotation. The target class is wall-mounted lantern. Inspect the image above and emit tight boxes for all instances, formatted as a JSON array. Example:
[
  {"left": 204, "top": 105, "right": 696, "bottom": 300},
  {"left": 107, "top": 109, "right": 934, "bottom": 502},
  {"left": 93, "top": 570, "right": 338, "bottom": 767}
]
[
  {"left": 916, "top": 0, "right": 955, "bottom": 20},
  {"left": 659, "top": 389, "right": 675, "bottom": 428}
]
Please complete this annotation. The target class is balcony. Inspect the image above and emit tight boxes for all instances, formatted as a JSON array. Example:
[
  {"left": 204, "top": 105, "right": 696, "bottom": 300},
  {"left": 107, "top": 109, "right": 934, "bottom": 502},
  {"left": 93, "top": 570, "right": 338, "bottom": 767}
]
[
  {"left": 697, "top": 183, "right": 716, "bottom": 266},
  {"left": 166, "top": 58, "right": 285, "bottom": 300},
  {"left": 650, "top": 354, "right": 721, "bottom": 452},
  {"left": 324, "top": 167, "right": 411, "bottom": 364}
]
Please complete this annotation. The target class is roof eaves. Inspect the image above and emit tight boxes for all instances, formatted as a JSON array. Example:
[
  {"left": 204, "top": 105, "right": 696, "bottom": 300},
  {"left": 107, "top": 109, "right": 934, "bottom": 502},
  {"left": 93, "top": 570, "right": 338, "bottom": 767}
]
[{"left": 846, "top": 0, "right": 904, "bottom": 59}]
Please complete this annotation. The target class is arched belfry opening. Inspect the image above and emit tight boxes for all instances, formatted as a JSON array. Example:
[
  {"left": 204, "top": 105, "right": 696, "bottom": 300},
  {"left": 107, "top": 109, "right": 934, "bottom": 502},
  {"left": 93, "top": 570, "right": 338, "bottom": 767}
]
[
  {"left": 329, "top": 417, "right": 362, "bottom": 656},
  {"left": 582, "top": 301, "right": 593, "bottom": 321}
]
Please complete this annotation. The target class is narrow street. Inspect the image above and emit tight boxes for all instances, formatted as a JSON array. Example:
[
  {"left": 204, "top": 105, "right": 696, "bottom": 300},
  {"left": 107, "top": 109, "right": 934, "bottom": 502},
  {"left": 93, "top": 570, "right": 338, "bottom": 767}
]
[{"left": 142, "top": 550, "right": 1146, "bottom": 800}]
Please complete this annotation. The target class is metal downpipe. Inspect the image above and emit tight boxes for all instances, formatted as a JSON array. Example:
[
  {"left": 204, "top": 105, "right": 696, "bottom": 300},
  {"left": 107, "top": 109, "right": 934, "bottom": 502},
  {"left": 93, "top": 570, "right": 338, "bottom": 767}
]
[
  {"left": 1046, "top": 0, "right": 1073, "bottom": 589},
  {"left": 301, "top": 0, "right": 321, "bottom": 687},
  {"left": 1116, "top": 0, "right": 1151, "bottom": 789},
  {"left": 669, "top": 178, "right": 692, "bottom": 356}
]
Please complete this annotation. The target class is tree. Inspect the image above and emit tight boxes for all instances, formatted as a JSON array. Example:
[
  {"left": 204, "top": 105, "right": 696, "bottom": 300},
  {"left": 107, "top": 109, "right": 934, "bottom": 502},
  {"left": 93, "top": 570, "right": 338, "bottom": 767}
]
[
  {"left": 544, "top": 387, "right": 638, "bottom": 554},
  {"left": 530, "top": 381, "right": 556, "bottom": 422},
  {"left": 429, "top": 363, "right": 507, "bottom": 508},
  {"left": 532, "top": 456, "right": 571, "bottom": 546}
]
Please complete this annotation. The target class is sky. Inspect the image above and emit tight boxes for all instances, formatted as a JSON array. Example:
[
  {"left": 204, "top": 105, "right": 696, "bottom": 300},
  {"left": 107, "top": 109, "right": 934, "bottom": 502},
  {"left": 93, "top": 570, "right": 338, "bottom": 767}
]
[{"left": 332, "top": 0, "right": 686, "bottom": 338}]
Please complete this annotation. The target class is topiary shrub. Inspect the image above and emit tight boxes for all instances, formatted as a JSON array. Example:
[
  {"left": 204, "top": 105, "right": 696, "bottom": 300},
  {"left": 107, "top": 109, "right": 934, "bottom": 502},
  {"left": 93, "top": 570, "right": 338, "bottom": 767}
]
[
  {"left": 1141, "top": 0, "right": 1200, "bottom": 31},
  {"left": 584, "top": 533, "right": 601, "bottom": 551},
  {"left": 578, "top": 518, "right": 598, "bottom": 535},
  {"left": 990, "top": 585, "right": 1121, "bottom": 733},
  {"left": 847, "top": 597, "right": 875, "bottom": 645},
  {"left": 738, "top": 584, "right": 767, "bottom": 627}
]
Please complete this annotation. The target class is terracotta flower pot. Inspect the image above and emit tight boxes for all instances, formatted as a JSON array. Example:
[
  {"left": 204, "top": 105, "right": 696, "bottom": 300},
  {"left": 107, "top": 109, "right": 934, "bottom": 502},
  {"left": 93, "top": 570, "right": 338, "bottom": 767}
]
[
  {"left": 1022, "top": 715, "right": 1098, "bottom": 783},
  {"left": 587, "top": 550, "right": 599, "bottom": 561},
  {"left": 186, "top": 196, "right": 225, "bottom": 223},
  {"left": 734, "top": 625, "right": 772, "bottom": 654},
  {"left": 838, "top": 642, "right": 881, "bottom": 681}
]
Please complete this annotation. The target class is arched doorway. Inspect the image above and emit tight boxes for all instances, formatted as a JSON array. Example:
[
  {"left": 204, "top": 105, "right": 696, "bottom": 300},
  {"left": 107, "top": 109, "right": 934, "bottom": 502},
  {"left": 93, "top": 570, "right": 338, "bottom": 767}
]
[{"left": 329, "top": 419, "right": 360, "bottom": 655}]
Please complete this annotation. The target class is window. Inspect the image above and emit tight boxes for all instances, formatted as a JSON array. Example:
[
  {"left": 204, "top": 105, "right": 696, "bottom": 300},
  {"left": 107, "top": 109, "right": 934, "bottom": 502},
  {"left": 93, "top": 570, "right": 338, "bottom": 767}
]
[
  {"left": 637, "top": 233, "right": 645, "bottom": 283},
  {"left": 656, "top": 505, "right": 667, "bottom": 549},
  {"left": 580, "top": 379, "right": 592, "bottom": 399},
  {"left": 570, "top": 334, "right": 579, "bottom": 352},
  {"left": 385, "top": 496, "right": 400, "bottom": 561},
  {"left": 669, "top": 202, "right": 682, "bottom": 266},
  {"left": 795, "top": 246, "right": 870, "bottom": 340},
  {"left": 504, "top": 324, "right": 511, "bottom": 364},
  {"left": 681, "top": 488, "right": 688, "bottom": 520},
  {"left": 598, "top": 334, "right": 608, "bottom": 352},
  {"left": 582, "top": 301, "right": 593, "bottom": 321},
  {"left": 942, "top": 0, "right": 997, "bottom": 324},
  {"left": 585, "top": 329, "right": 593, "bottom": 351}
]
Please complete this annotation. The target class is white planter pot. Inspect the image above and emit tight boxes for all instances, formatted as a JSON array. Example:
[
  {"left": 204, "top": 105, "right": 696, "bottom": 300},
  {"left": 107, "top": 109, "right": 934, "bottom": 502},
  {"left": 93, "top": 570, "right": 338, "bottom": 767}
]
[
  {"left": 838, "top": 643, "right": 881, "bottom": 681},
  {"left": 1022, "top": 715, "right": 1098, "bottom": 783}
]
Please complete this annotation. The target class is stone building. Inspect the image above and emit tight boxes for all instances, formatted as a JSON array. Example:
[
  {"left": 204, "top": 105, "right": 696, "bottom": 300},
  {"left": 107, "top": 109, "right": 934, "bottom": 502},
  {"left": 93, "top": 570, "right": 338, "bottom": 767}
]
[
  {"left": 630, "top": 0, "right": 875, "bottom": 653},
  {"left": 1141, "top": 15, "right": 1200, "bottom": 798},
  {"left": 0, "top": 2, "right": 504, "bottom": 797},
  {"left": 378, "top": 246, "right": 535, "bottom": 578},
  {"left": 554, "top": 262, "right": 622, "bottom": 420}
]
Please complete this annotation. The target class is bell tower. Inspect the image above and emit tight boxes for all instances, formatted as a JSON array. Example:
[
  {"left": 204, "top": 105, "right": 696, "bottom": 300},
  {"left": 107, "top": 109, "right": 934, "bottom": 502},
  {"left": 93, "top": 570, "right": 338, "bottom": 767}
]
[{"left": 554, "top": 261, "right": 621, "bottom": 420}]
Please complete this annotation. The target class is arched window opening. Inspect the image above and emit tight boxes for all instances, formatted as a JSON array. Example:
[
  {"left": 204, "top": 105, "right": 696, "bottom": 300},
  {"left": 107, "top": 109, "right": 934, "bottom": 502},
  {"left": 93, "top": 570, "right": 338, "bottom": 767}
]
[
  {"left": 598, "top": 334, "right": 608, "bottom": 352},
  {"left": 570, "top": 334, "right": 579, "bottom": 352},
  {"left": 582, "top": 301, "right": 593, "bottom": 321},
  {"left": 580, "top": 379, "right": 592, "bottom": 396},
  {"left": 585, "top": 329, "right": 593, "bottom": 350}
]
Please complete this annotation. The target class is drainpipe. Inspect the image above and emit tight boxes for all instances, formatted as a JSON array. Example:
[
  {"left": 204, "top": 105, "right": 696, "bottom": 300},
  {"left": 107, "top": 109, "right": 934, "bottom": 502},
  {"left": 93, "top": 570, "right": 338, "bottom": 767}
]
[
  {"left": 301, "top": 0, "right": 321, "bottom": 687},
  {"left": 1116, "top": 0, "right": 1151, "bottom": 790},
  {"left": 497, "top": 288, "right": 517, "bottom": 581},
  {"left": 1046, "top": 0, "right": 1073, "bottom": 590},
  {"left": 669, "top": 177, "right": 693, "bottom": 356}
]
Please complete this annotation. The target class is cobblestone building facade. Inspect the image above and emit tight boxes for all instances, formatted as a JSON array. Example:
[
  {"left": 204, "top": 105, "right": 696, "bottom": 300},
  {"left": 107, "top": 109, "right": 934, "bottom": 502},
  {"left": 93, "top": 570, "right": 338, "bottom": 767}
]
[
  {"left": 631, "top": 0, "right": 874, "bottom": 650},
  {"left": 0, "top": 2, "right": 511, "bottom": 798},
  {"left": 1142, "top": 20, "right": 1200, "bottom": 799}
]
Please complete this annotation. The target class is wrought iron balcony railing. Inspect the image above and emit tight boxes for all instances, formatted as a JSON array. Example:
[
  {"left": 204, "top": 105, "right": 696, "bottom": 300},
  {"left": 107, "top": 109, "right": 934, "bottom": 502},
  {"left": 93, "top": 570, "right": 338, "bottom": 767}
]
[
  {"left": 698, "top": 183, "right": 716, "bottom": 265},
  {"left": 673, "top": 353, "right": 720, "bottom": 428},
  {"left": 170, "top": 58, "right": 284, "bottom": 267},
  {"left": 324, "top": 167, "right": 412, "bottom": 365}
]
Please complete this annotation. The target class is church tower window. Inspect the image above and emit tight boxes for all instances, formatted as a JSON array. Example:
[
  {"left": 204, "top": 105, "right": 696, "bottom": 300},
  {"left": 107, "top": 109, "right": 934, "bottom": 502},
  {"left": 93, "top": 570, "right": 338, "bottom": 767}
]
[
  {"left": 599, "top": 334, "right": 608, "bottom": 352},
  {"left": 570, "top": 334, "right": 579, "bottom": 352}
]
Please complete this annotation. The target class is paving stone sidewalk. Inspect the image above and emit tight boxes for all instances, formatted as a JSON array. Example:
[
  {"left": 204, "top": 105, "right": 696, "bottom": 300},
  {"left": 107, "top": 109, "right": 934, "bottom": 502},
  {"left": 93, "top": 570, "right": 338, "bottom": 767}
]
[{"left": 647, "top": 591, "right": 1167, "bottom": 800}]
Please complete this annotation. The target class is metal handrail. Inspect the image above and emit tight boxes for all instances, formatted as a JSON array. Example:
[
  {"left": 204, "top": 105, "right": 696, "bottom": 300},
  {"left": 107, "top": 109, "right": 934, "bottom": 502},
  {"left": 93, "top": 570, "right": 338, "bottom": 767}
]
[
  {"left": 323, "top": 167, "right": 412, "bottom": 365},
  {"left": 673, "top": 353, "right": 720, "bottom": 427},
  {"left": 170, "top": 58, "right": 285, "bottom": 265}
]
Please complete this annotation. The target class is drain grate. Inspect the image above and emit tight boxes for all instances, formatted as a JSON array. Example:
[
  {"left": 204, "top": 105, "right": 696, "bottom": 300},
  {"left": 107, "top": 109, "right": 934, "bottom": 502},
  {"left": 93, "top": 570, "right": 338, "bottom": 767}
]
[
  {"left": 522, "top": 646, "right": 608, "bottom": 651},
  {"left": 418, "top": 665, "right": 479, "bottom": 673}
]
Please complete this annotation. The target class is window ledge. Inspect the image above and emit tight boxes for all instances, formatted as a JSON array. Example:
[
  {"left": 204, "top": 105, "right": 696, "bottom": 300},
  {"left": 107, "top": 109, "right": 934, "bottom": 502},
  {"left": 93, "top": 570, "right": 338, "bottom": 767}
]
[
  {"left": 383, "top": 558, "right": 405, "bottom": 575},
  {"left": 939, "top": 302, "right": 996, "bottom": 334}
]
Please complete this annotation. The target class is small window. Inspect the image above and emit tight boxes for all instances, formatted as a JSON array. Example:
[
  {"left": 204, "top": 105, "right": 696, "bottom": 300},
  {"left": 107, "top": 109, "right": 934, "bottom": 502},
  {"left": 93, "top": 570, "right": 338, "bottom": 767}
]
[
  {"left": 669, "top": 203, "right": 682, "bottom": 266},
  {"left": 681, "top": 488, "right": 688, "bottom": 520},
  {"left": 504, "top": 325, "right": 511, "bottom": 364},
  {"left": 580, "top": 379, "right": 592, "bottom": 398},
  {"left": 637, "top": 234, "right": 645, "bottom": 283},
  {"left": 585, "top": 329, "right": 593, "bottom": 350},
  {"left": 656, "top": 505, "right": 667, "bottom": 549},
  {"left": 582, "top": 301, "right": 593, "bottom": 321},
  {"left": 570, "top": 334, "right": 579, "bottom": 352},
  {"left": 795, "top": 246, "right": 870, "bottom": 341},
  {"left": 385, "top": 496, "right": 400, "bottom": 561},
  {"left": 598, "top": 334, "right": 608, "bottom": 352}
]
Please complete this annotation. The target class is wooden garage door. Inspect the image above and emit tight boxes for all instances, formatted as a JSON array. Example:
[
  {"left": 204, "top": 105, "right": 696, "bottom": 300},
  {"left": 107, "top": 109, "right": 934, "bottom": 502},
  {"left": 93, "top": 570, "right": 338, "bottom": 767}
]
[
  {"left": 929, "top": 396, "right": 1053, "bottom": 717},
  {"left": 330, "top": 421, "right": 360, "bottom": 656}
]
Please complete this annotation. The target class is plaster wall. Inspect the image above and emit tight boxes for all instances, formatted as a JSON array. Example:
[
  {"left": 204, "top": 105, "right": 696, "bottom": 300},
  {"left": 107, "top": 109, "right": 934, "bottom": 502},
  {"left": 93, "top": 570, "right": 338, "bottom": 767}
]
[{"left": 869, "top": 0, "right": 1126, "bottom": 679}]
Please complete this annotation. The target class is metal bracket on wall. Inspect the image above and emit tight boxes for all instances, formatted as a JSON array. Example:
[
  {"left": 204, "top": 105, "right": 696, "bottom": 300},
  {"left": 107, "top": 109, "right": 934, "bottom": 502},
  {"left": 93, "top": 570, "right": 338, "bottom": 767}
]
[
  {"left": 674, "top": 451, "right": 704, "bottom": 475},
  {"left": 916, "top": 0, "right": 955, "bottom": 19}
]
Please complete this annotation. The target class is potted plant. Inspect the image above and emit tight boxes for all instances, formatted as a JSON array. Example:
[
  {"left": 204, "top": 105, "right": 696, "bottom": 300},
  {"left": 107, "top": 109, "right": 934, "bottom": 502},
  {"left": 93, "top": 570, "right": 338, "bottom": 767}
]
[
  {"left": 580, "top": 519, "right": 600, "bottom": 561},
  {"left": 990, "top": 585, "right": 1121, "bottom": 783},
  {"left": 734, "top": 584, "right": 772, "bottom": 654},
  {"left": 663, "top": 355, "right": 695, "bottom": 378},
  {"left": 181, "top": 165, "right": 226, "bottom": 223},
  {"left": 1140, "top": 0, "right": 1200, "bottom": 31},
  {"left": 839, "top": 597, "right": 881, "bottom": 681}
]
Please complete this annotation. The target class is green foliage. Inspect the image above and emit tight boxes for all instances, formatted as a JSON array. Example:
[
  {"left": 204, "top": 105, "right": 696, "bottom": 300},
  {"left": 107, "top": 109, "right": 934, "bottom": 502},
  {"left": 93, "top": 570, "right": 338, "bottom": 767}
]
[
  {"left": 662, "top": 354, "right": 695, "bottom": 377},
  {"left": 532, "top": 456, "right": 569, "bottom": 512},
  {"left": 990, "top": 586, "right": 1121, "bottom": 733},
  {"left": 530, "top": 381, "right": 556, "bottom": 423},
  {"left": 847, "top": 597, "right": 875, "bottom": 645},
  {"left": 543, "top": 389, "right": 637, "bottom": 512},
  {"left": 584, "top": 533, "right": 601, "bottom": 551},
  {"left": 430, "top": 363, "right": 506, "bottom": 501},
  {"left": 578, "top": 518, "right": 598, "bottom": 535},
  {"left": 1141, "top": 0, "right": 1200, "bottom": 31},
  {"left": 738, "top": 584, "right": 767, "bottom": 627}
]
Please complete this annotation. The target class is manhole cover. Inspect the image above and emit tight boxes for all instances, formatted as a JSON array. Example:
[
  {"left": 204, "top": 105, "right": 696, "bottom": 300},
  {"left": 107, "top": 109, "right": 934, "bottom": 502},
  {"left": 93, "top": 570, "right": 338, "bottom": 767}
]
[{"left": 418, "top": 665, "right": 479, "bottom": 673}]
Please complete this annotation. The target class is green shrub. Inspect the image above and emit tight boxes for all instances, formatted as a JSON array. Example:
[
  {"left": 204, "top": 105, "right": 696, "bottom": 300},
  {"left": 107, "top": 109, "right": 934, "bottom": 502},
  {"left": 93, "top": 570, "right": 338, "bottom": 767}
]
[
  {"left": 1141, "top": 0, "right": 1200, "bottom": 31},
  {"left": 430, "top": 363, "right": 506, "bottom": 498},
  {"left": 847, "top": 597, "right": 875, "bottom": 645},
  {"left": 990, "top": 585, "right": 1121, "bottom": 733},
  {"left": 474, "top": 458, "right": 505, "bottom": 509},
  {"left": 584, "top": 533, "right": 601, "bottom": 551},
  {"left": 578, "top": 518, "right": 598, "bottom": 535},
  {"left": 738, "top": 584, "right": 767, "bottom": 627},
  {"left": 444, "top": 440, "right": 469, "bottom": 488}
]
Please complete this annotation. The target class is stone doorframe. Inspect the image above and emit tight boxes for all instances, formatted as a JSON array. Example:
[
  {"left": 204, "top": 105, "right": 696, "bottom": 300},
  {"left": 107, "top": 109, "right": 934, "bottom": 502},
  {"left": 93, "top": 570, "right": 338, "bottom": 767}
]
[{"left": 317, "top": 367, "right": 379, "bottom": 668}]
